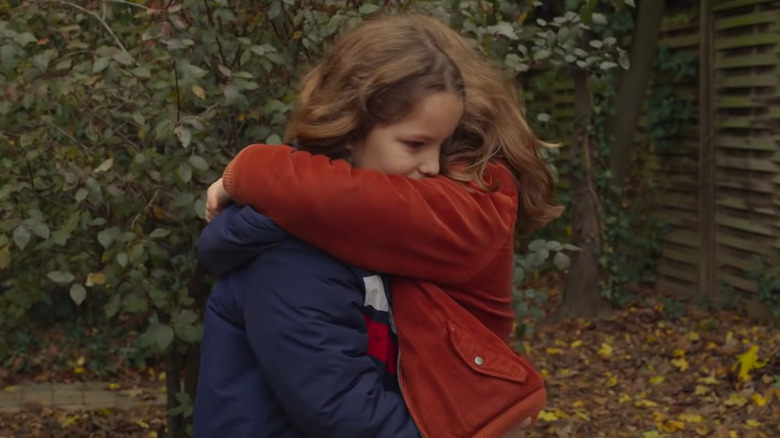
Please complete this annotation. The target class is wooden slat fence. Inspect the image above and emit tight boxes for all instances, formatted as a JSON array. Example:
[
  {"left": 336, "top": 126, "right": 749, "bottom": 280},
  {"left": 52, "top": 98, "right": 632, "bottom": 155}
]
[
  {"left": 527, "top": 1, "right": 780, "bottom": 307},
  {"left": 652, "top": 8, "right": 703, "bottom": 294},
  {"left": 710, "top": 0, "right": 780, "bottom": 295}
]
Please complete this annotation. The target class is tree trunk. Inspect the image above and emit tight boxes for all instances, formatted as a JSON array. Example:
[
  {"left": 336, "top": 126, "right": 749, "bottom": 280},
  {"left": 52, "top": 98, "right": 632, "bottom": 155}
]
[
  {"left": 608, "top": 0, "right": 667, "bottom": 184},
  {"left": 159, "top": 310, "right": 183, "bottom": 438},
  {"left": 556, "top": 69, "right": 609, "bottom": 320},
  {"left": 183, "top": 262, "right": 210, "bottom": 435}
]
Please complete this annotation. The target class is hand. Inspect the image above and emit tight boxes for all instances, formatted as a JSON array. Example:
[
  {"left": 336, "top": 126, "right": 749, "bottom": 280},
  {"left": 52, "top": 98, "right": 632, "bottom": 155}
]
[
  {"left": 205, "top": 178, "right": 232, "bottom": 223},
  {"left": 499, "top": 418, "right": 533, "bottom": 438}
]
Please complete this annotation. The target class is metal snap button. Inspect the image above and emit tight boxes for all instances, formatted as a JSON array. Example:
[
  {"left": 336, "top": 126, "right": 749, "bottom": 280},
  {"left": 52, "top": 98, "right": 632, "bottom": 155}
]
[{"left": 474, "top": 356, "right": 484, "bottom": 366}]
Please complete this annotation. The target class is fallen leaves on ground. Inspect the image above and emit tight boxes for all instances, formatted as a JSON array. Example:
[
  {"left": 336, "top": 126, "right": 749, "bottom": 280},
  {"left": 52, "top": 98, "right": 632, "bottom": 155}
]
[
  {"left": 524, "top": 295, "right": 780, "bottom": 438},
  {"left": 3, "top": 280, "right": 779, "bottom": 438},
  {"left": 0, "top": 404, "right": 165, "bottom": 438}
]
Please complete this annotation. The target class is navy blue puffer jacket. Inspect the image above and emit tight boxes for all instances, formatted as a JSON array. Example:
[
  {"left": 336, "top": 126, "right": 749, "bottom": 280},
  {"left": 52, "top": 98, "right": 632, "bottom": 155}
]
[{"left": 192, "top": 204, "right": 419, "bottom": 438}]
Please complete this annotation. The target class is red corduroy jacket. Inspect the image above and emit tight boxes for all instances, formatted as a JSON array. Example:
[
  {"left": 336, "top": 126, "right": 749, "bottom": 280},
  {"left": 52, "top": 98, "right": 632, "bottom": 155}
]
[{"left": 221, "top": 144, "right": 546, "bottom": 438}]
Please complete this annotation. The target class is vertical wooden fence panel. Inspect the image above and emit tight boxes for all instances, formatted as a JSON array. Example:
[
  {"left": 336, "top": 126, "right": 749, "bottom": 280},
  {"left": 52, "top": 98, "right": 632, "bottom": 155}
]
[
  {"left": 652, "top": 9, "right": 703, "bottom": 295},
  {"left": 712, "top": 0, "right": 780, "bottom": 295}
]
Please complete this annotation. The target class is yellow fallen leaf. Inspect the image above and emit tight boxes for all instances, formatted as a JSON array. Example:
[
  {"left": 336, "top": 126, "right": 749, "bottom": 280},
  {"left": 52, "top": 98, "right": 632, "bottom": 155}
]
[
  {"left": 694, "top": 385, "right": 709, "bottom": 396},
  {"left": 537, "top": 410, "right": 559, "bottom": 422},
  {"left": 546, "top": 348, "right": 564, "bottom": 355},
  {"left": 76, "top": 356, "right": 85, "bottom": 366},
  {"left": 636, "top": 399, "right": 658, "bottom": 407},
  {"left": 688, "top": 331, "right": 700, "bottom": 341},
  {"left": 571, "top": 340, "right": 582, "bottom": 348},
  {"left": 673, "top": 349, "right": 686, "bottom": 357},
  {"left": 746, "top": 419, "right": 761, "bottom": 428},
  {"left": 108, "top": 383, "right": 120, "bottom": 391},
  {"left": 698, "top": 376, "right": 718, "bottom": 385},
  {"left": 730, "top": 431, "right": 738, "bottom": 438},
  {"left": 136, "top": 419, "right": 150, "bottom": 428},
  {"left": 73, "top": 366, "right": 85, "bottom": 375},
  {"left": 672, "top": 357, "right": 689, "bottom": 372},
  {"left": 558, "top": 368, "right": 573, "bottom": 377},
  {"left": 61, "top": 415, "right": 80, "bottom": 427},
  {"left": 750, "top": 393, "right": 766, "bottom": 407},
  {"left": 724, "top": 393, "right": 747, "bottom": 407},
  {"left": 679, "top": 414, "right": 703, "bottom": 423},
  {"left": 619, "top": 393, "right": 632, "bottom": 403},
  {"left": 598, "top": 343, "right": 613, "bottom": 357},
  {"left": 3, "top": 386, "right": 17, "bottom": 392},
  {"left": 641, "top": 431, "right": 664, "bottom": 438},
  {"left": 650, "top": 376, "right": 665, "bottom": 385},
  {"left": 158, "top": 371, "right": 166, "bottom": 381},
  {"left": 574, "top": 411, "right": 590, "bottom": 421},
  {"left": 606, "top": 375, "right": 618, "bottom": 387},
  {"left": 661, "top": 419, "right": 684, "bottom": 432},
  {"left": 732, "top": 346, "right": 767, "bottom": 382},
  {"left": 149, "top": 432, "right": 158, "bottom": 438}
]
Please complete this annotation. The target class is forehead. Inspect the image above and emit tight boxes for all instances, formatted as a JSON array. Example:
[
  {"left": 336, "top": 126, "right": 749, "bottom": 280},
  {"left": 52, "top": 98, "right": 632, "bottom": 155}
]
[{"left": 389, "top": 92, "right": 463, "bottom": 138}]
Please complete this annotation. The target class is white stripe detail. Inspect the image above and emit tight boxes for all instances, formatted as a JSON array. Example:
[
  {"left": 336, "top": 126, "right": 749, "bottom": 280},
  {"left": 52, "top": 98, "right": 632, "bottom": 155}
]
[{"left": 362, "top": 275, "right": 389, "bottom": 313}]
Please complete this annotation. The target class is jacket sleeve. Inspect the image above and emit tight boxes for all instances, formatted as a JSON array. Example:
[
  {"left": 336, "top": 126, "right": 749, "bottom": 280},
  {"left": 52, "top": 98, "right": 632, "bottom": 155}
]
[
  {"left": 243, "top": 244, "right": 420, "bottom": 438},
  {"left": 222, "top": 144, "right": 517, "bottom": 285}
]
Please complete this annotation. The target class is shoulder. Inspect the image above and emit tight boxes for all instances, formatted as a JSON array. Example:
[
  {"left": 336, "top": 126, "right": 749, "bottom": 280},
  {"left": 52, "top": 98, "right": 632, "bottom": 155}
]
[{"left": 246, "top": 237, "right": 364, "bottom": 291}]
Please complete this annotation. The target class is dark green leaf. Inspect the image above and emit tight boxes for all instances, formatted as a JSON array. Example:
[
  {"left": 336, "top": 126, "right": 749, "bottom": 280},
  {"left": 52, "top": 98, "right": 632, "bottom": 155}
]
[
  {"left": 150, "top": 323, "right": 174, "bottom": 350},
  {"left": 554, "top": 252, "right": 571, "bottom": 270},
  {"left": 70, "top": 283, "right": 87, "bottom": 306},
  {"left": 359, "top": 3, "right": 380, "bottom": 14},
  {"left": 266, "top": 133, "right": 282, "bottom": 145},
  {"left": 47, "top": 270, "right": 75, "bottom": 284},
  {"left": 178, "top": 162, "right": 193, "bottom": 183},
  {"left": 112, "top": 50, "right": 134, "bottom": 66},
  {"left": 117, "top": 252, "right": 129, "bottom": 267},
  {"left": 0, "top": 245, "right": 10, "bottom": 269},
  {"left": 149, "top": 228, "right": 171, "bottom": 239},
  {"left": 528, "top": 239, "right": 546, "bottom": 252},
  {"left": 92, "top": 57, "right": 110, "bottom": 73},
  {"left": 13, "top": 226, "right": 31, "bottom": 250},
  {"left": 97, "top": 227, "right": 119, "bottom": 249},
  {"left": 188, "top": 155, "right": 209, "bottom": 170}
]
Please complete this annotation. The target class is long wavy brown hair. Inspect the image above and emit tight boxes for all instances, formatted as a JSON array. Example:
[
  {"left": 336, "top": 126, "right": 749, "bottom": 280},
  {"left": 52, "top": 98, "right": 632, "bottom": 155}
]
[
  {"left": 285, "top": 14, "right": 563, "bottom": 236},
  {"left": 285, "top": 15, "right": 465, "bottom": 159}
]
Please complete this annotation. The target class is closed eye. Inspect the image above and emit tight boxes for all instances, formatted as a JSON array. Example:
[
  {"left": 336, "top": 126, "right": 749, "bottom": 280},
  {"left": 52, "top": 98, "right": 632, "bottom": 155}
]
[{"left": 404, "top": 141, "right": 425, "bottom": 149}]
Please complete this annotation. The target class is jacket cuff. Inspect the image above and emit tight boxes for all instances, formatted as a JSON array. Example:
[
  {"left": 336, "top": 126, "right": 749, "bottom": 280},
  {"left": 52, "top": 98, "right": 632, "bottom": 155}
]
[{"left": 222, "top": 150, "right": 242, "bottom": 196}]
